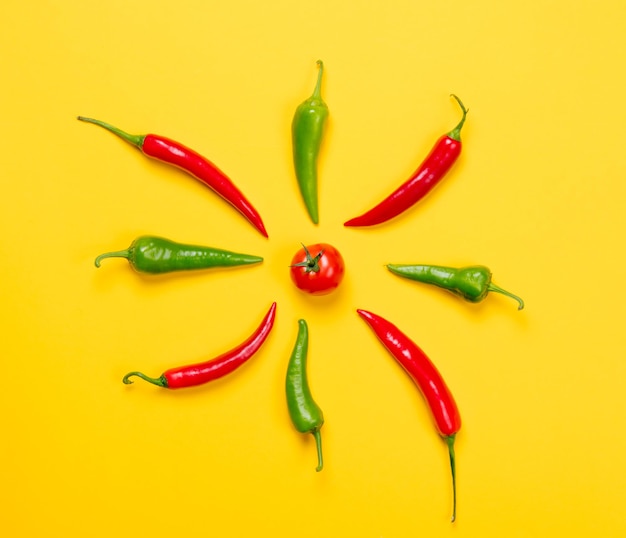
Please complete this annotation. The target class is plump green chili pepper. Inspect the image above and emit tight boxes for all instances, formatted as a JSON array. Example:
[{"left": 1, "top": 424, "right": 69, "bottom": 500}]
[
  {"left": 387, "top": 264, "right": 524, "bottom": 310},
  {"left": 292, "top": 60, "right": 329, "bottom": 225},
  {"left": 95, "top": 235, "right": 263, "bottom": 274},
  {"left": 286, "top": 319, "right": 325, "bottom": 472}
]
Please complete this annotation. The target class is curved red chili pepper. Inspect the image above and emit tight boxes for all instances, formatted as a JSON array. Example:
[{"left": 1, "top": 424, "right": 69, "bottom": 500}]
[
  {"left": 77, "top": 117, "right": 268, "bottom": 238},
  {"left": 344, "top": 95, "right": 468, "bottom": 228},
  {"left": 357, "top": 308, "right": 461, "bottom": 522},
  {"left": 123, "top": 302, "right": 276, "bottom": 389}
]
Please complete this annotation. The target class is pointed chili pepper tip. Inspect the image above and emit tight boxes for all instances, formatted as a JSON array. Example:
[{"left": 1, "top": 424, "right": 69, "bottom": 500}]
[{"left": 257, "top": 224, "right": 269, "bottom": 238}]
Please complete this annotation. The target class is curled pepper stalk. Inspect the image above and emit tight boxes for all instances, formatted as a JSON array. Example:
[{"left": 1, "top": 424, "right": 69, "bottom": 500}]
[
  {"left": 286, "top": 319, "right": 325, "bottom": 472},
  {"left": 292, "top": 60, "right": 329, "bottom": 225},
  {"left": 357, "top": 309, "right": 461, "bottom": 522},
  {"left": 122, "top": 302, "right": 276, "bottom": 389},
  {"left": 95, "top": 235, "right": 263, "bottom": 275},
  {"left": 386, "top": 263, "right": 524, "bottom": 310}
]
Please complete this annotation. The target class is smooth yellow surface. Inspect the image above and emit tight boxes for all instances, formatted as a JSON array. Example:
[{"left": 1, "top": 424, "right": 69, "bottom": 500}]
[{"left": 2, "top": 1, "right": 625, "bottom": 536}]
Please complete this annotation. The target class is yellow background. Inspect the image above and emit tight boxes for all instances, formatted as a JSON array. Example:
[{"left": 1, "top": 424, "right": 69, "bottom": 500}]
[{"left": 2, "top": 1, "right": 625, "bottom": 536}]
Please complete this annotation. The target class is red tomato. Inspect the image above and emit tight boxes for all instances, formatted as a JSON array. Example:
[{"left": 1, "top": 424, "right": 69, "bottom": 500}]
[{"left": 289, "top": 243, "right": 345, "bottom": 296}]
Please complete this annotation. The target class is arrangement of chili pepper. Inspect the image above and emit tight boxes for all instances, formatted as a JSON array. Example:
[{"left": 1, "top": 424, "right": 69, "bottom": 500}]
[
  {"left": 387, "top": 263, "right": 524, "bottom": 310},
  {"left": 344, "top": 94, "right": 468, "bottom": 227},
  {"left": 94, "top": 235, "right": 263, "bottom": 275},
  {"left": 357, "top": 308, "right": 461, "bottom": 523},
  {"left": 286, "top": 319, "right": 325, "bottom": 472},
  {"left": 77, "top": 116, "right": 268, "bottom": 238},
  {"left": 291, "top": 60, "right": 329, "bottom": 224},
  {"left": 122, "top": 302, "right": 276, "bottom": 389},
  {"left": 85, "top": 69, "right": 524, "bottom": 526}
]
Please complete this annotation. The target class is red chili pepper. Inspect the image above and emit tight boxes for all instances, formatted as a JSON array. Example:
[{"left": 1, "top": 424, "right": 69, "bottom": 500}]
[
  {"left": 357, "top": 308, "right": 461, "bottom": 522},
  {"left": 123, "top": 302, "right": 276, "bottom": 388},
  {"left": 77, "top": 117, "right": 268, "bottom": 238},
  {"left": 344, "top": 95, "right": 468, "bottom": 227}
]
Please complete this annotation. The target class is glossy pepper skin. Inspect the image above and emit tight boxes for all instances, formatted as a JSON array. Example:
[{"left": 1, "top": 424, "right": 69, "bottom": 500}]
[
  {"left": 95, "top": 235, "right": 263, "bottom": 275},
  {"left": 387, "top": 264, "right": 524, "bottom": 310},
  {"left": 292, "top": 60, "right": 328, "bottom": 224},
  {"left": 77, "top": 116, "right": 268, "bottom": 237},
  {"left": 344, "top": 95, "right": 468, "bottom": 227},
  {"left": 286, "top": 319, "right": 324, "bottom": 472},
  {"left": 122, "top": 302, "right": 276, "bottom": 389},
  {"left": 357, "top": 309, "right": 461, "bottom": 522}
]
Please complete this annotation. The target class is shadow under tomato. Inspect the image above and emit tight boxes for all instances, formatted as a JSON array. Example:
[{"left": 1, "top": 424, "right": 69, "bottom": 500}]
[{"left": 288, "top": 272, "right": 353, "bottom": 314}]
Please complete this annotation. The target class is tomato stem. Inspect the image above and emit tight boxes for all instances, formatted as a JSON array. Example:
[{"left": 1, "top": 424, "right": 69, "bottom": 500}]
[{"left": 290, "top": 243, "right": 324, "bottom": 273}]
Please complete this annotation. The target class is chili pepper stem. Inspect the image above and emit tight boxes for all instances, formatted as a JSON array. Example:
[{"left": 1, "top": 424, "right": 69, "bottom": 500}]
[
  {"left": 312, "top": 428, "right": 323, "bottom": 472},
  {"left": 312, "top": 60, "right": 324, "bottom": 100},
  {"left": 488, "top": 282, "right": 525, "bottom": 310},
  {"left": 77, "top": 116, "right": 145, "bottom": 148},
  {"left": 446, "top": 434, "right": 457, "bottom": 523},
  {"left": 94, "top": 249, "right": 131, "bottom": 268},
  {"left": 122, "top": 371, "right": 168, "bottom": 388},
  {"left": 446, "top": 95, "right": 469, "bottom": 142}
]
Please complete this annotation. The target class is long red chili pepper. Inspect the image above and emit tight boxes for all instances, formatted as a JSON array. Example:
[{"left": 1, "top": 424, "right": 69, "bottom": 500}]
[
  {"left": 344, "top": 95, "right": 468, "bottom": 227},
  {"left": 123, "top": 302, "right": 276, "bottom": 388},
  {"left": 77, "top": 117, "right": 268, "bottom": 238},
  {"left": 357, "top": 308, "right": 461, "bottom": 522}
]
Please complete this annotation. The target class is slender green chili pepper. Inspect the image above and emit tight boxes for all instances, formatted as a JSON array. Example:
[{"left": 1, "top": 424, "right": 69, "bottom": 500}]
[
  {"left": 286, "top": 319, "right": 325, "bottom": 472},
  {"left": 387, "top": 263, "right": 524, "bottom": 310},
  {"left": 292, "top": 60, "right": 329, "bottom": 224},
  {"left": 95, "top": 235, "right": 263, "bottom": 274}
]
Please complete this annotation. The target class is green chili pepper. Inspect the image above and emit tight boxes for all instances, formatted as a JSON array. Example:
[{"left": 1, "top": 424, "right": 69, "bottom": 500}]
[
  {"left": 286, "top": 319, "right": 325, "bottom": 472},
  {"left": 387, "top": 264, "right": 524, "bottom": 310},
  {"left": 292, "top": 60, "right": 329, "bottom": 225},
  {"left": 95, "top": 235, "right": 263, "bottom": 274}
]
